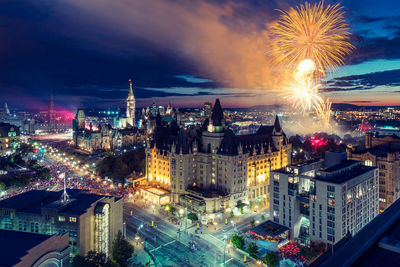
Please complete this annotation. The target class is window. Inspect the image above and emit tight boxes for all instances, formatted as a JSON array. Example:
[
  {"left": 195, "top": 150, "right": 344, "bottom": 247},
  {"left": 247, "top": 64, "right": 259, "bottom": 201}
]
[
  {"left": 365, "top": 160, "right": 373, "bottom": 167},
  {"left": 327, "top": 185, "right": 335, "bottom": 192},
  {"left": 69, "top": 217, "right": 77, "bottom": 223},
  {"left": 58, "top": 216, "right": 65, "bottom": 222}
]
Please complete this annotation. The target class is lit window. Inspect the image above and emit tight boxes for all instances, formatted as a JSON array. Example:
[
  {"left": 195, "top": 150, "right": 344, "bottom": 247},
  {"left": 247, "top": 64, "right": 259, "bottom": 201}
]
[
  {"left": 365, "top": 160, "right": 373, "bottom": 167},
  {"left": 58, "top": 216, "right": 65, "bottom": 222},
  {"left": 69, "top": 217, "right": 77, "bottom": 222}
]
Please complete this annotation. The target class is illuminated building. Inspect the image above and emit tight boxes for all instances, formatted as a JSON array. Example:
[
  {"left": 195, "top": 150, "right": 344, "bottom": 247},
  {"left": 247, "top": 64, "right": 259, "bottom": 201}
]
[
  {"left": 270, "top": 152, "right": 379, "bottom": 245},
  {"left": 146, "top": 99, "right": 291, "bottom": 214},
  {"left": 120, "top": 79, "right": 136, "bottom": 128},
  {"left": 72, "top": 80, "right": 146, "bottom": 153},
  {"left": 348, "top": 132, "right": 400, "bottom": 212},
  {"left": 0, "top": 122, "right": 20, "bottom": 155},
  {"left": 0, "top": 189, "right": 123, "bottom": 257}
]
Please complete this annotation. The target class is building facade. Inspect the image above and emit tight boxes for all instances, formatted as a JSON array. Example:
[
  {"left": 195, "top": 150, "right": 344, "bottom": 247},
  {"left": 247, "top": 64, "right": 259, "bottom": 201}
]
[
  {"left": 348, "top": 132, "right": 400, "bottom": 212},
  {"left": 73, "top": 80, "right": 146, "bottom": 153},
  {"left": 0, "top": 122, "right": 20, "bottom": 155},
  {"left": 270, "top": 152, "right": 379, "bottom": 245},
  {"left": 0, "top": 189, "right": 123, "bottom": 257},
  {"left": 146, "top": 99, "right": 291, "bottom": 214}
]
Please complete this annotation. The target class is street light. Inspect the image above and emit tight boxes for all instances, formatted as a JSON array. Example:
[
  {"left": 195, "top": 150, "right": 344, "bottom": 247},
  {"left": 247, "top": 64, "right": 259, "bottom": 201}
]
[{"left": 223, "top": 234, "right": 228, "bottom": 267}]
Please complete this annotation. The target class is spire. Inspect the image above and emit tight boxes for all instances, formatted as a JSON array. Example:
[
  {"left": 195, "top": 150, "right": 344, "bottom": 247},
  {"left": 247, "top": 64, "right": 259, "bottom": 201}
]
[
  {"left": 156, "top": 110, "right": 162, "bottom": 126},
  {"left": 128, "top": 79, "right": 134, "bottom": 98},
  {"left": 274, "top": 115, "right": 281, "bottom": 132},
  {"left": 50, "top": 94, "right": 54, "bottom": 109},
  {"left": 4, "top": 102, "right": 10, "bottom": 115},
  {"left": 211, "top": 98, "right": 224, "bottom": 126}
]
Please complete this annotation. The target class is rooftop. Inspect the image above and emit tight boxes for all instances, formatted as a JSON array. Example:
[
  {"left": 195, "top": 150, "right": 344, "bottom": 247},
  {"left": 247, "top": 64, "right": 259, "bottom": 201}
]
[
  {"left": 0, "top": 230, "right": 53, "bottom": 266},
  {"left": 315, "top": 162, "right": 376, "bottom": 184},
  {"left": 142, "top": 187, "right": 169, "bottom": 196},
  {"left": 250, "top": 220, "right": 289, "bottom": 237},
  {"left": 0, "top": 189, "right": 115, "bottom": 216}
]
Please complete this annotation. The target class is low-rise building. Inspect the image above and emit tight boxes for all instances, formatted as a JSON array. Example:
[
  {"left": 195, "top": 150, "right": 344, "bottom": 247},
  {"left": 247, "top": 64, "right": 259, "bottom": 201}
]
[
  {"left": 0, "top": 189, "right": 123, "bottom": 257},
  {"left": 270, "top": 152, "right": 379, "bottom": 245},
  {"left": 0, "top": 230, "right": 69, "bottom": 267}
]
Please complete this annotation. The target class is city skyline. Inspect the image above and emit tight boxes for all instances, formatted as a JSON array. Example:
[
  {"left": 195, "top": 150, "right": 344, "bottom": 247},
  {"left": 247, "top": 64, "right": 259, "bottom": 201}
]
[{"left": 0, "top": 0, "right": 399, "bottom": 111}]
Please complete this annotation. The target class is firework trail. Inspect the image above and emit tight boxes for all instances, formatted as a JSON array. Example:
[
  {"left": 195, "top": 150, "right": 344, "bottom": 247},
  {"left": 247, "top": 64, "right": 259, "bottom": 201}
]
[{"left": 314, "top": 98, "right": 332, "bottom": 129}]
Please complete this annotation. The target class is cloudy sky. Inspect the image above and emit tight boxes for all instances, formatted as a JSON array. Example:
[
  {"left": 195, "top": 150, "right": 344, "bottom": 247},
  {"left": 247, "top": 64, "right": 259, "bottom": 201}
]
[{"left": 0, "top": 0, "right": 399, "bottom": 111}]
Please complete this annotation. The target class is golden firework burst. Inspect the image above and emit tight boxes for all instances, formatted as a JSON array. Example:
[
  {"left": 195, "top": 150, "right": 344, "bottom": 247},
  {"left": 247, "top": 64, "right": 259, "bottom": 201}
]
[{"left": 271, "top": 1, "right": 354, "bottom": 76}]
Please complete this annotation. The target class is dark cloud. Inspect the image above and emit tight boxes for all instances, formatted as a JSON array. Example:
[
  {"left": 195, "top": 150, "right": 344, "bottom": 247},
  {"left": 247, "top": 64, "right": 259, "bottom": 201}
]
[
  {"left": 323, "top": 69, "right": 400, "bottom": 92},
  {"left": 354, "top": 16, "right": 386, "bottom": 23}
]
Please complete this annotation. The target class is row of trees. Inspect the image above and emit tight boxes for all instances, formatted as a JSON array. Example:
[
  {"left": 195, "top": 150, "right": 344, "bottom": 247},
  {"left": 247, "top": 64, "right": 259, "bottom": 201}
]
[
  {"left": 230, "top": 234, "right": 280, "bottom": 267},
  {"left": 96, "top": 148, "right": 145, "bottom": 181},
  {"left": 72, "top": 231, "right": 134, "bottom": 267}
]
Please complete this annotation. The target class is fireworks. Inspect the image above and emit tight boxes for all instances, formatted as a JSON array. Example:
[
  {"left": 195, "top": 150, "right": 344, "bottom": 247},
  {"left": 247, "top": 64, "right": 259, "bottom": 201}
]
[
  {"left": 271, "top": 1, "right": 354, "bottom": 76},
  {"left": 284, "top": 75, "right": 323, "bottom": 113},
  {"left": 271, "top": 1, "right": 354, "bottom": 130},
  {"left": 314, "top": 98, "right": 332, "bottom": 129}
]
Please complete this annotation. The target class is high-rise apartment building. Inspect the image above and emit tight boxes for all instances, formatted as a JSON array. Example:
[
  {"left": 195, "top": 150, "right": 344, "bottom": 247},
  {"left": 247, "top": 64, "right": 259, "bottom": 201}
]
[{"left": 270, "top": 152, "right": 379, "bottom": 245}]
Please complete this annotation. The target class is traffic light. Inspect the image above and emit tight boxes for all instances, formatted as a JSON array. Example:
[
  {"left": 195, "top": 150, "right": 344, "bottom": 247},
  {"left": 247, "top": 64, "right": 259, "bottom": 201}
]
[
  {"left": 244, "top": 255, "right": 246, "bottom": 262},
  {"left": 130, "top": 210, "right": 133, "bottom": 216},
  {"left": 152, "top": 221, "right": 154, "bottom": 227}
]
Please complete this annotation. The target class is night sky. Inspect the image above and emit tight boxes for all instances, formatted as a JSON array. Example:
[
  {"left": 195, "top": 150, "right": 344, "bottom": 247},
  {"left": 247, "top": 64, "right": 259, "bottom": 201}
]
[{"left": 0, "top": 0, "right": 400, "bottom": 111}]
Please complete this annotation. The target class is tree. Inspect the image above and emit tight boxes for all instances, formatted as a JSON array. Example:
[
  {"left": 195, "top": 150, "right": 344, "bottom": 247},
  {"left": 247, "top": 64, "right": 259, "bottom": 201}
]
[
  {"left": 187, "top": 212, "right": 198, "bottom": 222},
  {"left": 261, "top": 215, "right": 266, "bottom": 221},
  {"left": 37, "top": 167, "right": 52, "bottom": 180},
  {"left": 229, "top": 211, "right": 234, "bottom": 219},
  {"left": 231, "top": 234, "right": 244, "bottom": 249},
  {"left": 71, "top": 255, "right": 88, "bottom": 267},
  {"left": 16, "top": 143, "right": 33, "bottom": 156},
  {"left": 72, "top": 251, "right": 117, "bottom": 267},
  {"left": 28, "top": 159, "right": 40, "bottom": 169},
  {"left": 250, "top": 219, "right": 256, "bottom": 228},
  {"left": 264, "top": 251, "right": 279, "bottom": 267},
  {"left": 247, "top": 242, "right": 259, "bottom": 257},
  {"left": 96, "top": 148, "right": 146, "bottom": 181},
  {"left": 0, "top": 182, "right": 5, "bottom": 191},
  {"left": 111, "top": 231, "right": 134, "bottom": 267},
  {"left": 169, "top": 206, "right": 176, "bottom": 214}
]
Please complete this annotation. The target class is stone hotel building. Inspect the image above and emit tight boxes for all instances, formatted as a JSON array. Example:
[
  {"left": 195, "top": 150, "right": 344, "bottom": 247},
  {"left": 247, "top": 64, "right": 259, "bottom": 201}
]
[{"left": 145, "top": 99, "right": 291, "bottom": 214}]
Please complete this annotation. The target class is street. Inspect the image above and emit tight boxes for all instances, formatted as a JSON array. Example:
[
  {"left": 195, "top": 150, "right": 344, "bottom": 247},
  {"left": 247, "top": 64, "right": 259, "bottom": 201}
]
[{"left": 124, "top": 201, "right": 262, "bottom": 267}]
